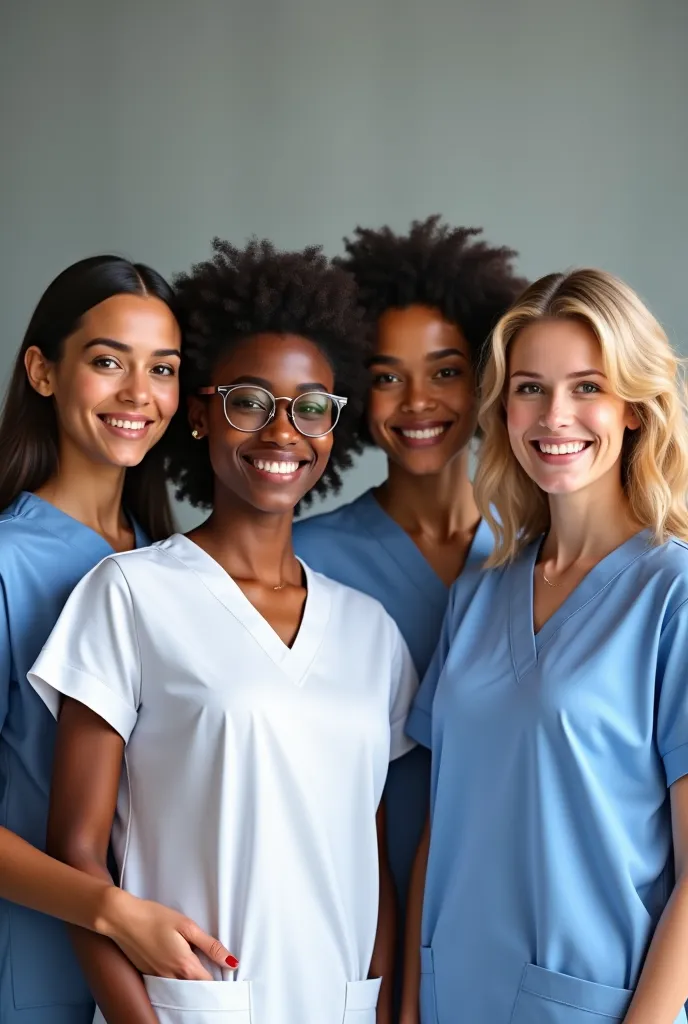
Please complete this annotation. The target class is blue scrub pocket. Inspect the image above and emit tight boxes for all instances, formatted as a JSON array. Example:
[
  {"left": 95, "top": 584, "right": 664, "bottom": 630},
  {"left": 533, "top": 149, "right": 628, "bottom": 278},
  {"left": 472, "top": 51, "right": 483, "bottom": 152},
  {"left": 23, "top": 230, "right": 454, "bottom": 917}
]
[
  {"left": 419, "top": 946, "right": 439, "bottom": 1024},
  {"left": 510, "top": 965, "right": 632, "bottom": 1023}
]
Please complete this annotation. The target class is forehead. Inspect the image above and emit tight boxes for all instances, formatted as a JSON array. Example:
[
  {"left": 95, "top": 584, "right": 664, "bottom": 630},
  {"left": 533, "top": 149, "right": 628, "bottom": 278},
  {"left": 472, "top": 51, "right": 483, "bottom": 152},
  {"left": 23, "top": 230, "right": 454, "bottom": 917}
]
[
  {"left": 74, "top": 294, "right": 180, "bottom": 349},
  {"left": 375, "top": 304, "right": 468, "bottom": 358},
  {"left": 509, "top": 318, "right": 603, "bottom": 374},
  {"left": 212, "top": 333, "right": 334, "bottom": 388}
]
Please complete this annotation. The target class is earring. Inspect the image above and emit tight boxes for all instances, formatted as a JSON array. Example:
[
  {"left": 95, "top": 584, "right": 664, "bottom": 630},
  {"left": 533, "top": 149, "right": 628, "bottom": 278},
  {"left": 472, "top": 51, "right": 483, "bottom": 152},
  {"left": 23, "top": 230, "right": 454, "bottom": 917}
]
[{"left": 192, "top": 429, "right": 201, "bottom": 440}]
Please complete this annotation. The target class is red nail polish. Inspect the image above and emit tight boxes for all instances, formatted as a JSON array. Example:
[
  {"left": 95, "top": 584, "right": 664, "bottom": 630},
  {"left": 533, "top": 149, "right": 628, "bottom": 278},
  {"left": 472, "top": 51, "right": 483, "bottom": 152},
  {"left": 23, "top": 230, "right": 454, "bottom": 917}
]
[{"left": 226, "top": 955, "right": 239, "bottom": 969}]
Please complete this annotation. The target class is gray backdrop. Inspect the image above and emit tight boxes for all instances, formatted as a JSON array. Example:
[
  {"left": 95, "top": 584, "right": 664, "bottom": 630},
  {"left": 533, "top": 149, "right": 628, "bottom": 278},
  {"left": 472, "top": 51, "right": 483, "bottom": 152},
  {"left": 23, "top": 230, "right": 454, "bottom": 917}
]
[{"left": 3, "top": 0, "right": 687, "bottom": 528}]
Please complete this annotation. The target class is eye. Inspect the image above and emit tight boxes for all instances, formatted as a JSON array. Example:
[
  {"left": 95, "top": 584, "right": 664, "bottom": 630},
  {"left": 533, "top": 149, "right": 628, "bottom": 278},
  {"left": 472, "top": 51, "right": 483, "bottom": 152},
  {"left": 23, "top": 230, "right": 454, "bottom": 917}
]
[
  {"left": 92, "top": 356, "right": 120, "bottom": 370},
  {"left": 151, "top": 364, "right": 177, "bottom": 377},
  {"left": 575, "top": 381, "right": 601, "bottom": 394},
  {"left": 371, "top": 372, "right": 401, "bottom": 386},
  {"left": 514, "top": 382, "right": 544, "bottom": 395},
  {"left": 433, "top": 366, "right": 462, "bottom": 380}
]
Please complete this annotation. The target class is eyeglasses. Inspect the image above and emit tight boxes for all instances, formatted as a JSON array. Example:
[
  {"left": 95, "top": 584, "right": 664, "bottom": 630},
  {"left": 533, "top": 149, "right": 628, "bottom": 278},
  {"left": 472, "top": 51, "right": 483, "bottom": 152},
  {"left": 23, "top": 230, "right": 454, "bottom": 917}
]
[{"left": 197, "top": 385, "right": 348, "bottom": 438}]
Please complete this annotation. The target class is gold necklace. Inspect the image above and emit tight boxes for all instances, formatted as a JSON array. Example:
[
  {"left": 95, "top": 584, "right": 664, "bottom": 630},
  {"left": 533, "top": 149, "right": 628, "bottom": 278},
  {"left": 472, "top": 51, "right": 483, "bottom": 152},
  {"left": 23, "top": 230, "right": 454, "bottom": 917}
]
[
  {"left": 541, "top": 567, "right": 559, "bottom": 587},
  {"left": 273, "top": 581, "right": 286, "bottom": 591}
]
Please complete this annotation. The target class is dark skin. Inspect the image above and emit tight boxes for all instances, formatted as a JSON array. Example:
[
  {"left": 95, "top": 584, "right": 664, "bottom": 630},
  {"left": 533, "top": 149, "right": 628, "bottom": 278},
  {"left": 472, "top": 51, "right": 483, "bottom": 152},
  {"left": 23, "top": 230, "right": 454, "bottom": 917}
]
[
  {"left": 48, "top": 333, "right": 396, "bottom": 1024},
  {"left": 367, "top": 304, "right": 481, "bottom": 586}
]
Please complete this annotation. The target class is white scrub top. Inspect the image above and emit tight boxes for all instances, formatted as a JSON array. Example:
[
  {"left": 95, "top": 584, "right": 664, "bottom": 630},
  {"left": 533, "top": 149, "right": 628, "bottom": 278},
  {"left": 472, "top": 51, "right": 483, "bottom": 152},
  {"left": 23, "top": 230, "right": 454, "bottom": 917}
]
[
  {"left": 408, "top": 531, "right": 688, "bottom": 1024},
  {"left": 29, "top": 533, "right": 417, "bottom": 1024}
]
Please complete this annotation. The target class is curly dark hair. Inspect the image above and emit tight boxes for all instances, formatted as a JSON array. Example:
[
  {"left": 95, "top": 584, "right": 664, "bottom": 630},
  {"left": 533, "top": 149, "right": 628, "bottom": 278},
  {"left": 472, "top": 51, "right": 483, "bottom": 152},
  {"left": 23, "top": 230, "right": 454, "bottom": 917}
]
[
  {"left": 337, "top": 215, "right": 528, "bottom": 370},
  {"left": 166, "top": 237, "right": 369, "bottom": 508}
]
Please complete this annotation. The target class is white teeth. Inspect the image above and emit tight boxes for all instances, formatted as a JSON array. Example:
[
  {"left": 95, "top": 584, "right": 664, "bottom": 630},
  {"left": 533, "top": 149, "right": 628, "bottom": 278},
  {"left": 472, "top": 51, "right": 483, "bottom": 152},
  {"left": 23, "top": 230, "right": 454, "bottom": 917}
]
[
  {"left": 103, "top": 416, "right": 147, "bottom": 431},
  {"left": 400, "top": 426, "right": 445, "bottom": 439},
  {"left": 538, "top": 441, "right": 587, "bottom": 455},
  {"left": 252, "top": 459, "right": 299, "bottom": 475}
]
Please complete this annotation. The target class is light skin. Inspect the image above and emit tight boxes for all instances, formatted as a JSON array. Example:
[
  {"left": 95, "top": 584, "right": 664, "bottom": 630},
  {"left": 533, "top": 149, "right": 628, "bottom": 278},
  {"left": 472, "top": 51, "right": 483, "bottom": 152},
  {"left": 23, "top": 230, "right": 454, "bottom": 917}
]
[
  {"left": 401, "top": 317, "right": 688, "bottom": 1023},
  {"left": 48, "top": 333, "right": 396, "bottom": 1024},
  {"left": 367, "top": 305, "right": 480, "bottom": 586},
  {"left": 6, "top": 292, "right": 237, "bottom": 986},
  {"left": 25, "top": 293, "right": 181, "bottom": 549}
]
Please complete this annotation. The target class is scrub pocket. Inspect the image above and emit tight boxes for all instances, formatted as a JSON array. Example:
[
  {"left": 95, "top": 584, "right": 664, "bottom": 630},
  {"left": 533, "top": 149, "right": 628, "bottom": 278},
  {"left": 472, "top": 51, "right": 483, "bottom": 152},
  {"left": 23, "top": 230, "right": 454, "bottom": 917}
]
[
  {"left": 510, "top": 965, "right": 633, "bottom": 1023},
  {"left": 142, "top": 977, "right": 252, "bottom": 1023},
  {"left": 419, "top": 947, "right": 439, "bottom": 1024},
  {"left": 342, "top": 977, "right": 381, "bottom": 1023}
]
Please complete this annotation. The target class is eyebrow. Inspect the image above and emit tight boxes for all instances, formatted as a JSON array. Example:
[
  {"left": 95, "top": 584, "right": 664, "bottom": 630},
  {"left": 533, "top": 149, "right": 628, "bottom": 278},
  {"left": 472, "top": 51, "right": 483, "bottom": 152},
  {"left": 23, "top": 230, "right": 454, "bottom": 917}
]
[
  {"left": 365, "top": 347, "right": 467, "bottom": 368},
  {"left": 83, "top": 337, "right": 181, "bottom": 359},
  {"left": 228, "top": 374, "right": 329, "bottom": 391},
  {"left": 509, "top": 369, "right": 606, "bottom": 380}
]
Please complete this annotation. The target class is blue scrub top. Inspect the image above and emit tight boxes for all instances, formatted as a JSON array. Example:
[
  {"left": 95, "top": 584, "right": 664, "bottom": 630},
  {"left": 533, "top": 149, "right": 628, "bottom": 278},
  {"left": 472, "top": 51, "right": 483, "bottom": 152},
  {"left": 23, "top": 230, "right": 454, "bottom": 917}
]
[
  {"left": 293, "top": 490, "right": 493, "bottom": 934},
  {"left": 0, "top": 492, "right": 148, "bottom": 1024},
  {"left": 408, "top": 530, "right": 688, "bottom": 1024}
]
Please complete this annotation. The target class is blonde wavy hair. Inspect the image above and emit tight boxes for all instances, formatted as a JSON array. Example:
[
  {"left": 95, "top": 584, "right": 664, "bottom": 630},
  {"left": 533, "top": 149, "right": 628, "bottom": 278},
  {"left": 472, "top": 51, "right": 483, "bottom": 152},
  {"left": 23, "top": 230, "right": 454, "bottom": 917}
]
[{"left": 474, "top": 268, "right": 688, "bottom": 566}]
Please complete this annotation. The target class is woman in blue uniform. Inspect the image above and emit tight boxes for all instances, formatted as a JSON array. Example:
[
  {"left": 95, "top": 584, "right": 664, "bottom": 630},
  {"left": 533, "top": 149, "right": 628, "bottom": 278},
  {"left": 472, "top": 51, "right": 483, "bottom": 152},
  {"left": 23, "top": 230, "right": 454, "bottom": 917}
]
[
  {"left": 404, "top": 268, "right": 688, "bottom": 1023},
  {"left": 0, "top": 256, "right": 235, "bottom": 1024},
  {"left": 293, "top": 217, "right": 526, "bottom": 988}
]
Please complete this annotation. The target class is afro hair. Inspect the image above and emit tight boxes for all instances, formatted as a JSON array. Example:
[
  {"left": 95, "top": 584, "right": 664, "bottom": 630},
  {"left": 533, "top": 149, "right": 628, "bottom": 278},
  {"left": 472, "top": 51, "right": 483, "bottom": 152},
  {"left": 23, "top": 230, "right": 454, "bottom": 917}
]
[
  {"left": 166, "top": 237, "right": 369, "bottom": 509},
  {"left": 336, "top": 215, "right": 528, "bottom": 369}
]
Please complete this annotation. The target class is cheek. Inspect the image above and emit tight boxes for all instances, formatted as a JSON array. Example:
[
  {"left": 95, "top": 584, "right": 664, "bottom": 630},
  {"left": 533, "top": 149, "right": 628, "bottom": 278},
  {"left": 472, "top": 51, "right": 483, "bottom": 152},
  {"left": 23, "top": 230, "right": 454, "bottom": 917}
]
[
  {"left": 366, "top": 389, "right": 395, "bottom": 430},
  {"left": 505, "top": 398, "right": 537, "bottom": 441},
  {"left": 53, "top": 365, "right": 110, "bottom": 418},
  {"left": 313, "top": 434, "right": 334, "bottom": 463},
  {"left": 152, "top": 379, "right": 180, "bottom": 421}
]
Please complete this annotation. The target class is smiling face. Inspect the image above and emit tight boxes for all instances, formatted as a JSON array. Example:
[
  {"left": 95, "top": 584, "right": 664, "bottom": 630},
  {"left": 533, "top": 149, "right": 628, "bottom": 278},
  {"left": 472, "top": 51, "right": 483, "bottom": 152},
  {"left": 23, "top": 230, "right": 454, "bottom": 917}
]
[
  {"left": 188, "top": 334, "right": 336, "bottom": 514},
  {"left": 366, "top": 304, "right": 477, "bottom": 476},
  {"left": 505, "top": 317, "right": 640, "bottom": 496},
  {"left": 24, "top": 293, "right": 181, "bottom": 468}
]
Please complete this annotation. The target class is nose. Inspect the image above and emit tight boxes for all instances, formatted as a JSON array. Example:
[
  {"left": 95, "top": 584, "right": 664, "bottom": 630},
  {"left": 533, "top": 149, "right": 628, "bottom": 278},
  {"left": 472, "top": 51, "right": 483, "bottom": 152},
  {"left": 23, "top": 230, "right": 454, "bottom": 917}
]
[
  {"left": 118, "top": 366, "right": 152, "bottom": 407},
  {"left": 400, "top": 377, "right": 436, "bottom": 414},
  {"left": 539, "top": 387, "right": 574, "bottom": 430},
  {"left": 257, "top": 399, "right": 299, "bottom": 446}
]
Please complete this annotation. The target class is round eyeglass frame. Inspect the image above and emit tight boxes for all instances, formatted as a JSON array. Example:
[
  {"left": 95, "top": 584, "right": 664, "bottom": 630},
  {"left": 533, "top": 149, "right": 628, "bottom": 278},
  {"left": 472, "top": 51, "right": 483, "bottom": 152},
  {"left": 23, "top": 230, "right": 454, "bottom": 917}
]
[{"left": 197, "top": 384, "right": 348, "bottom": 438}]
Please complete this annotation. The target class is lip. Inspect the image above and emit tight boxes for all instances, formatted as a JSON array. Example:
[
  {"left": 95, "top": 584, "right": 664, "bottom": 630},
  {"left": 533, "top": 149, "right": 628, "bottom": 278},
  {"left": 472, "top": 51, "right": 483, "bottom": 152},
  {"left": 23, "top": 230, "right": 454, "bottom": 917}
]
[
  {"left": 391, "top": 420, "right": 453, "bottom": 449},
  {"left": 242, "top": 452, "right": 312, "bottom": 484},
  {"left": 98, "top": 413, "right": 154, "bottom": 440}
]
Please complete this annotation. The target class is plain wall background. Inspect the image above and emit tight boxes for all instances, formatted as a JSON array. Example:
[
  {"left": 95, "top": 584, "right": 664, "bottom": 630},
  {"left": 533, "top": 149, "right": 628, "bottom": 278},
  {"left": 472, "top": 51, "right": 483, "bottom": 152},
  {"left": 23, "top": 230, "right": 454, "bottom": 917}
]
[{"left": 3, "top": 0, "right": 687, "bottom": 529}]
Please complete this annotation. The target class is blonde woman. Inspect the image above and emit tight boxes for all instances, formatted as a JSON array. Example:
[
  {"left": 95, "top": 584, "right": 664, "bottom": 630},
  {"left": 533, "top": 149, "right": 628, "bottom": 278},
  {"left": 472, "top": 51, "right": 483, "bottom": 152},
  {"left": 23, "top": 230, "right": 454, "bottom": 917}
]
[{"left": 401, "top": 270, "right": 688, "bottom": 1024}]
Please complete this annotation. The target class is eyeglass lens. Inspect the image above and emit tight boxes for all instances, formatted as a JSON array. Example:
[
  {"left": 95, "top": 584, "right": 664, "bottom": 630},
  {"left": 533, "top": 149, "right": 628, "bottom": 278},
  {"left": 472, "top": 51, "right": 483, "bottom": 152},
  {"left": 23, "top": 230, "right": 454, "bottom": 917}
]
[{"left": 222, "top": 386, "right": 338, "bottom": 436}]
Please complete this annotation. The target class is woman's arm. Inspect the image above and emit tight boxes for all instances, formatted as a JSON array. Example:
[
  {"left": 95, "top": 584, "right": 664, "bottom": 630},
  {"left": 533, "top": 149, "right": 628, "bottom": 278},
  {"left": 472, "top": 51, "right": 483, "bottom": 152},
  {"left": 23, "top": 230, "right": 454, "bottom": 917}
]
[
  {"left": 0, "top": 825, "right": 237, "bottom": 976},
  {"left": 624, "top": 774, "right": 688, "bottom": 1023},
  {"left": 370, "top": 801, "right": 395, "bottom": 1024},
  {"left": 399, "top": 814, "right": 430, "bottom": 1024}
]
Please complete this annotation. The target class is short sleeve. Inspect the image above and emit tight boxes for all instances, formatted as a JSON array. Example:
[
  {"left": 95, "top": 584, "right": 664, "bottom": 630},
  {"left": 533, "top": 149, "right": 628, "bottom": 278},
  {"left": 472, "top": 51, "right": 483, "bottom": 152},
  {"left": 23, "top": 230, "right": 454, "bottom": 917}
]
[
  {"left": 389, "top": 627, "right": 418, "bottom": 761},
  {"left": 406, "top": 583, "right": 458, "bottom": 749},
  {"left": 0, "top": 577, "right": 10, "bottom": 734},
  {"left": 657, "top": 598, "right": 688, "bottom": 786},
  {"left": 28, "top": 557, "right": 141, "bottom": 742}
]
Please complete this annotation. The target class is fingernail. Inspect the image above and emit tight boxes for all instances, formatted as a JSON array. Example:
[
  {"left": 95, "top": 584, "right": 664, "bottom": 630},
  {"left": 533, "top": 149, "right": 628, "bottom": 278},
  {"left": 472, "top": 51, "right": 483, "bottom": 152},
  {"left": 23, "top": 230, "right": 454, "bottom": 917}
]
[{"left": 226, "top": 956, "right": 239, "bottom": 969}]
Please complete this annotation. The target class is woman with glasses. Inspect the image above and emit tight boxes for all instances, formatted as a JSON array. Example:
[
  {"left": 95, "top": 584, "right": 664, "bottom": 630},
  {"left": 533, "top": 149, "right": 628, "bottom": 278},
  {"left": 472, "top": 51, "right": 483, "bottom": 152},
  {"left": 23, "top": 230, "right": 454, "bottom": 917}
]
[
  {"left": 28, "top": 238, "right": 417, "bottom": 1024},
  {"left": 293, "top": 218, "right": 526, "bottom": 1004},
  {"left": 0, "top": 255, "right": 235, "bottom": 1024}
]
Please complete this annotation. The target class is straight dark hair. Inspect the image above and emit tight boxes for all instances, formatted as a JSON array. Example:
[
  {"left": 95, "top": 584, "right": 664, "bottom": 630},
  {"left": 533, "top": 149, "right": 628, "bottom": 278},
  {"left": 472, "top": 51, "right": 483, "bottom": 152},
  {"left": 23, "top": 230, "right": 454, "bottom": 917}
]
[{"left": 0, "top": 255, "right": 179, "bottom": 540}]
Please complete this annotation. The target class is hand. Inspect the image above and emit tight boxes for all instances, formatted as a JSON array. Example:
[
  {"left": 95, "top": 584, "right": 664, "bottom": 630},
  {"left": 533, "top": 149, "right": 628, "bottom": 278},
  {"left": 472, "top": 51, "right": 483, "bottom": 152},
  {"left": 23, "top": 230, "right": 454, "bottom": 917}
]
[{"left": 98, "top": 887, "right": 239, "bottom": 980}]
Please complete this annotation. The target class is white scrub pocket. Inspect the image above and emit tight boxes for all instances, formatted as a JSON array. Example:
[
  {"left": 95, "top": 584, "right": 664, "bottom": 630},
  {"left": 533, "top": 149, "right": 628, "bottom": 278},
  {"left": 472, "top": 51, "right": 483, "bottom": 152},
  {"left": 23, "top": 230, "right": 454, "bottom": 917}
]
[
  {"left": 511, "top": 965, "right": 632, "bottom": 1023},
  {"left": 342, "top": 977, "right": 381, "bottom": 1023},
  {"left": 142, "top": 977, "right": 252, "bottom": 1023}
]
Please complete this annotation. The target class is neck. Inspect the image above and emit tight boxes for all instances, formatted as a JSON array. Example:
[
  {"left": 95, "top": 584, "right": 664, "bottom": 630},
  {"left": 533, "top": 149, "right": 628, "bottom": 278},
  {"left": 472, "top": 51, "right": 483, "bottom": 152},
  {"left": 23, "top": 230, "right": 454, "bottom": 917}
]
[
  {"left": 375, "top": 447, "right": 479, "bottom": 540},
  {"left": 34, "top": 442, "right": 129, "bottom": 538},
  {"left": 190, "top": 489, "right": 298, "bottom": 587},
  {"left": 543, "top": 469, "right": 642, "bottom": 566}
]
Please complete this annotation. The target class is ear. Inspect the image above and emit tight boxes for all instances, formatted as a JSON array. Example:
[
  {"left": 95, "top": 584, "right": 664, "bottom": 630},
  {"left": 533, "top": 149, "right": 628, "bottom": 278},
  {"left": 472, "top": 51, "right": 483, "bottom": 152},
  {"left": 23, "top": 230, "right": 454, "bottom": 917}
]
[
  {"left": 24, "top": 346, "right": 56, "bottom": 397},
  {"left": 625, "top": 403, "right": 641, "bottom": 432},
  {"left": 187, "top": 395, "right": 209, "bottom": 439}
]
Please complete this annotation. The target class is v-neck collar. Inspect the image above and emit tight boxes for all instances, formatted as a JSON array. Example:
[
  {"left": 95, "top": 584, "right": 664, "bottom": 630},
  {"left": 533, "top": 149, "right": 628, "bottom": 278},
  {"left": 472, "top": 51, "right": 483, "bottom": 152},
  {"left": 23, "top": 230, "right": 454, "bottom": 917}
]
[
  {"left": 509, "top": 528, "right": 653, "bottom": 678},
  {"left": 160, "top": 533, "right": 331, "bottom": 685},
  {"left": 354, "top": 490, "right": 491, "bottom": 609},
  {"left": 17, "top": 491, "right": 148, "bottom": 556}
]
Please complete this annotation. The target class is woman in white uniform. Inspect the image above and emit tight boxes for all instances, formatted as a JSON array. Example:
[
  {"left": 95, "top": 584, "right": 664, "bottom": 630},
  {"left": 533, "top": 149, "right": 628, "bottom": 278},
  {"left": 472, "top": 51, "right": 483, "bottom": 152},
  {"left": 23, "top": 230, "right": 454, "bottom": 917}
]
[
  {"left": 403, "top": 269, "right": 688, "bottom": 1023},
  {"left": 29, "top": 238, "right": 417, "bottom": 1024}
]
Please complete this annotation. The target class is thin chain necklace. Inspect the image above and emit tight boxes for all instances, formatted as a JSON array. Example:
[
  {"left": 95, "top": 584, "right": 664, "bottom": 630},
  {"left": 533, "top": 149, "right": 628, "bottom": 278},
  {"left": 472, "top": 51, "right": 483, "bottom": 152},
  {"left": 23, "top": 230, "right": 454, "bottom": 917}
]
[
  {"left": 541, "top": 566, "right": 560, "bottom": 587},
  {"left": 273, "top": 581, "right": 286, "bottom": 591}
]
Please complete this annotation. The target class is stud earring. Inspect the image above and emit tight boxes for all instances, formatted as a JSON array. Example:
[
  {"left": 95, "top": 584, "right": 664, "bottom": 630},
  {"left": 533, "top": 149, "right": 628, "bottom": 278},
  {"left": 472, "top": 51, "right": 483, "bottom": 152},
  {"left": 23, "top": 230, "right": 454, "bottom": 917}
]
[{"left": 192, "top": 429, "right": 201, "bottom": 440}]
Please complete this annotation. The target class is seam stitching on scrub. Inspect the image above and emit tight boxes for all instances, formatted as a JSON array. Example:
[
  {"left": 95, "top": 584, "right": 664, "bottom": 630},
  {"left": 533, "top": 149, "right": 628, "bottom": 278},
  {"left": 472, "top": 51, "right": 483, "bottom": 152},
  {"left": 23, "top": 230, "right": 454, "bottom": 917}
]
[
  {"left": 507, "top": 964, "right": 530, "bottom": 1024},
  {"left": 535, "top": 548, "right": 652, "bottom": 656},
  {"left": 108, "top": 559, "right": 144, "bottom": 709},
  {"left": 659, "top": 594, "right": 688, "bottom": 634},
  {"left": 518, "top": 984, "right": 624, "bottom": 1017}
]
